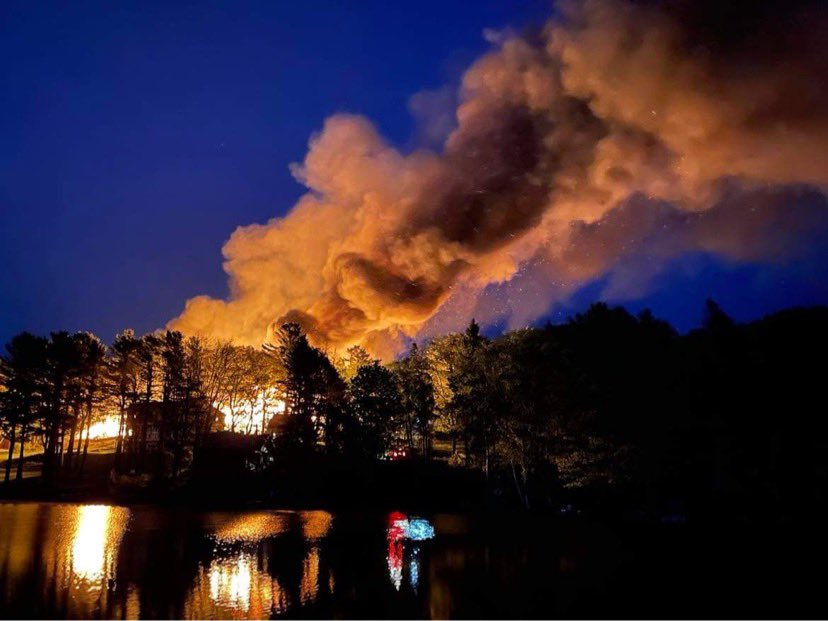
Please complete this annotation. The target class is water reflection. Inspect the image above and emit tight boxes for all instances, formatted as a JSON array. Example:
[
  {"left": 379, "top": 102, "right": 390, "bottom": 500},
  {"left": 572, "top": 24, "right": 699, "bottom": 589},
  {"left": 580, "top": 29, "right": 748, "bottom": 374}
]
[
  {"left": 300, "top": 546, "right": 320, "bottom": 603},
  {"left": 301, "top": 510, "right": 333, "bottom": 540},
  {"left": 0, "top": 503, "right": 447, "bottom": 619},
  {"left": 208, "top": 509, "right": 332, "bottom": 544},
  {"left": 208, "top": 554, "right": 252, "bottom": 609},
  {"left": 188, "top": 551, "right": 289, "bottom": 619},
  {"left": 386, "top": 511, "right": 435, "bottom": 592},
  {"left": 71, "top": 505, "right": 127, "bottom": 583},
  {"left": 211, "top": 512, "right": 292, "bottom": 543},
  {"left": 2, "top": 501, "right": 790, "bottom": 619},
  {"left": 181, "top": 509, "right": 335, "bottom": 618},
  {"left": 410, "top": 548, "right": 420, "bottom": 594},
  {"left": 0, "top": 502, "right": 130, "bottom": 618}
]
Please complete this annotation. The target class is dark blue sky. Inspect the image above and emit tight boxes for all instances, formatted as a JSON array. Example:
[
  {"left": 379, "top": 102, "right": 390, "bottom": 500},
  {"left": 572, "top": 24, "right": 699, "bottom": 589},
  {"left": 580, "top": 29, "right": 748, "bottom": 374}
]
[{"left": 1, "top": 0, "right": 826, "bottom": 345}]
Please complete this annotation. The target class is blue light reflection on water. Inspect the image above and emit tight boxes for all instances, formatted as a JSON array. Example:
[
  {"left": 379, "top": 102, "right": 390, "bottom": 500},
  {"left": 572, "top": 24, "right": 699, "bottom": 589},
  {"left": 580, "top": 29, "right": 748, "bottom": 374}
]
[{"left": 406, "top": 519, "right": 435, "bottom": 541}]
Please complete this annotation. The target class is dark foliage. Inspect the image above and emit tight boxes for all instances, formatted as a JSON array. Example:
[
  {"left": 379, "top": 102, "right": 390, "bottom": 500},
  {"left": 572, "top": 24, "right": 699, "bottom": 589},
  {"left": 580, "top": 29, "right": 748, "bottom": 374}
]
[{"left": 3, "top": 303, "right": 828, "bottom": 521}]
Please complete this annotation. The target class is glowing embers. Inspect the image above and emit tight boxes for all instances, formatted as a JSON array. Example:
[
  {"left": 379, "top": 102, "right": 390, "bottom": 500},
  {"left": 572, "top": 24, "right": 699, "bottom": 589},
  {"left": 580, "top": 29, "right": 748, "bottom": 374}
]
[{"left": 386, "top": 512, "right": 435, "bottom": 591}]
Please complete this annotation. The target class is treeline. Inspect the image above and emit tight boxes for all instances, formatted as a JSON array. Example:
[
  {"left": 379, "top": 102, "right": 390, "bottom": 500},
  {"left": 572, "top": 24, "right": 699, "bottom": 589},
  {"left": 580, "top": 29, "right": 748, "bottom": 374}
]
[
  {"left": 3, "top": 301, "right": 828, "bottom": 518},
  {"left": 253, "top": 301, "right": 828, "bottom": 518},
  {"left": 0, "top": 330, "right": 111, "bottom": 483},
  {"left": 0, "top": 329, "right": 281, "bottom": 484}
]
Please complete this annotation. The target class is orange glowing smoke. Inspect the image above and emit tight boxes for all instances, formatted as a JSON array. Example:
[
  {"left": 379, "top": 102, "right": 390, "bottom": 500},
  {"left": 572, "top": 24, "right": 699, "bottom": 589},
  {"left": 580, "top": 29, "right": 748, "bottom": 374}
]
[{"left": 170, "top": 0, "right": 828, "bottom": 357}]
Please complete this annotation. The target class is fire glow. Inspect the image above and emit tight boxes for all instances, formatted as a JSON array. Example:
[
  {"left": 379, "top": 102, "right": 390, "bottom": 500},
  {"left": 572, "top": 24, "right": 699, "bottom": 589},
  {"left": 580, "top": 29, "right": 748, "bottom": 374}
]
[
  {"left": 217, "top": 390, "right": 286, "bottom": 435},
  {"left": 170, "top": 0, "right": 828, "bottom": 359},
  {"left": 86, "top": 416, "right": 121, "bottom": 440},
  {"left": 71, "top": 396, "right": 288, "bottom": 441}
]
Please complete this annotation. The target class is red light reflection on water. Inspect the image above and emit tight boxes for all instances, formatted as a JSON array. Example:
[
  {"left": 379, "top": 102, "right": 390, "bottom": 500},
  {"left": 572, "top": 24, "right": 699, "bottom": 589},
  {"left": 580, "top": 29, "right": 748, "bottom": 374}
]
[{"left": 387, "top": 512, "right": 407, "bottom": 590}]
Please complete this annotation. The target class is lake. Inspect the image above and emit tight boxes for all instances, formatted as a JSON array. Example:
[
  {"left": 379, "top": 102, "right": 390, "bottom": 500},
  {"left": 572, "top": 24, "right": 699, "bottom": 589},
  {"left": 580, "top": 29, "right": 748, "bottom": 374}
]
[{"left": 0, "top": 501, "right": 825, "bottom": 618}]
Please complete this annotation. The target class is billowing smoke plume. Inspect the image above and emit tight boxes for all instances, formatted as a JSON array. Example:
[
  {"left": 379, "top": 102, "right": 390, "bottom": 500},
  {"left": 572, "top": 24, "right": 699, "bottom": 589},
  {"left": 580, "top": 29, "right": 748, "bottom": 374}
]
[{"left": 171, "top": 0, "right": 828, "bottom": 357}]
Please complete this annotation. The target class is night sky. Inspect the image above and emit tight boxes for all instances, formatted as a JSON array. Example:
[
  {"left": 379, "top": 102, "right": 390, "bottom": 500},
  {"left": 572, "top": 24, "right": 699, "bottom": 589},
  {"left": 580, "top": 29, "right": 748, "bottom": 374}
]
[{"left": 1, "top": 0, "right": 827, "bottom": 347}]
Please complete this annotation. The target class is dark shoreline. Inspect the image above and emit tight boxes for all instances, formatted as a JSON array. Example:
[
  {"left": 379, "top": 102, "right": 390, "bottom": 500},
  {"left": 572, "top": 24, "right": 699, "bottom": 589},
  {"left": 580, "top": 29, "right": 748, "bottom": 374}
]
[{"left": 2, "top": 460, "right": 820, "bottom": 531}]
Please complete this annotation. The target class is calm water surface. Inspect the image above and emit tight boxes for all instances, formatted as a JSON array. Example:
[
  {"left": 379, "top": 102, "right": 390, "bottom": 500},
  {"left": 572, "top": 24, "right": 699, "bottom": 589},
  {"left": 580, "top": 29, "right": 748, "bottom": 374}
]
[
  {"left": 0, "top": 501, "right": 610, "bottom": 619},
  {"left": 0, "top": 501, "right": 825, "bottom": 618}
]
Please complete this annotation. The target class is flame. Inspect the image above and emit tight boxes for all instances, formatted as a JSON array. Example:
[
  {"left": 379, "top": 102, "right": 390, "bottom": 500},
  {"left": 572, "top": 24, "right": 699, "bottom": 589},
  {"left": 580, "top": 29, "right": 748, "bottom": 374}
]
[
  {"left": 217, "top": 389, "right": 285, "bottom": 434},
  {"left": 86, "top": 415, "right": 121, "bottom": 440}
]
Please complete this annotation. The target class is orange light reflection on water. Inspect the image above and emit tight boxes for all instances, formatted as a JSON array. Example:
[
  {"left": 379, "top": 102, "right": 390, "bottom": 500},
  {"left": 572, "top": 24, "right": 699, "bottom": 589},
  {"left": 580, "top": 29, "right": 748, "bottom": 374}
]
[
  {"left": 184, "top": 510, "right": 334, "bottom": 618},
  {"left": 0, "top": 503, "right": 130, "bottom": 618}
]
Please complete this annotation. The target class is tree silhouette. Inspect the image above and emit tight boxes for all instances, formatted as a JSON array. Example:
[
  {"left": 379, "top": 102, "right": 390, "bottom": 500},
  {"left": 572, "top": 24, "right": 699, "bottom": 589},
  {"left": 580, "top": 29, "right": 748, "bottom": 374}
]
[
  {"left": 393, "top": 343, "right": 435, "bottom": 457},
  {"left": 347, "top": 361, "right": 400, "bottom": 458},
  {"left": 0, "top": 332, "right": 48, "bottom": 482}
]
